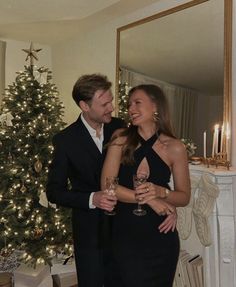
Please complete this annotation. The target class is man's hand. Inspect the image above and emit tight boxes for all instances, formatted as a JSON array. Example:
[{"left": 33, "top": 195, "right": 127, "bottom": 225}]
[
  {"left": 159, "top": 210, "right": 177, "bottom": 233},
  {"left": 92, "top": 190, "right": 117, "bottom": 211},
  {"left": 145, "top": 198, "right": 174, "bottom": 216}
]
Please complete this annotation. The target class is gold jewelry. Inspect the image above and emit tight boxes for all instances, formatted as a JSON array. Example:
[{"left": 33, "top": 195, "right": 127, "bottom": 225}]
[
  {"left": 158, "top": 187, "right": 170, "bottom": 199},
  {"left": 163, "top": 188, "right": 170, "bottom": 199},
  {"left": 153, "top": 111, "right": 159, "bottom": 122}
]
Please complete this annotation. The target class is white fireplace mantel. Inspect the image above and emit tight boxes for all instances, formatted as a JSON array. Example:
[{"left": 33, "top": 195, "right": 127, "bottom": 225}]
[{"left": 179, "top": 164, "right": 236, "bottom": 287}]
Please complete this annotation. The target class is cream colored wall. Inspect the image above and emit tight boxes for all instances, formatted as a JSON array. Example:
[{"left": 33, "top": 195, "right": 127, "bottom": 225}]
[
  {"left": 51, "top": 0, "right": 189, "bottom": 124},
  {"left": 52, "top": 24, "right": 117, "bottom": 123}
]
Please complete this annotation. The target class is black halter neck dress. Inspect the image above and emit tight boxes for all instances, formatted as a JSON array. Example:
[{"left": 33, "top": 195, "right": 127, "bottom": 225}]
[{"left": 112, "top": 133, "right": 179, "bottom": 287}]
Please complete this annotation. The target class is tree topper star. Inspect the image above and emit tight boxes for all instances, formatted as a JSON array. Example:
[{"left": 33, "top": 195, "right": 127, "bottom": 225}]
[{"left": 22, "top": 42, "right": 42, "bottom": 66}]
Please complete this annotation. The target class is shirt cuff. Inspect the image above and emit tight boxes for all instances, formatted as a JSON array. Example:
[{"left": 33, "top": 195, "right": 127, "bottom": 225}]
[{"left": 89, "top": 192, "right": 96, "bottom": 209}]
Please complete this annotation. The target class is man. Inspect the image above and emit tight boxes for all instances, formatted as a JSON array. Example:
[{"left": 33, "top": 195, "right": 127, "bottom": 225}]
[{"left": 46, "top": 74, "right": 124, "bottom": 287}]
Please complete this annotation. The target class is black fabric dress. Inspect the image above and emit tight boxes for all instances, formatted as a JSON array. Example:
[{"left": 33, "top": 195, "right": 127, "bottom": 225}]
[{"left": 112, "top": 133, "right": 179, "bottom": 287}]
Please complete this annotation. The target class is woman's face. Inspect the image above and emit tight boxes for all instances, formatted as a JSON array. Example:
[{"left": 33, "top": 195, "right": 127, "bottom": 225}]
[{"left": 128, "top": 89, "right": 156, "bottom": 126}]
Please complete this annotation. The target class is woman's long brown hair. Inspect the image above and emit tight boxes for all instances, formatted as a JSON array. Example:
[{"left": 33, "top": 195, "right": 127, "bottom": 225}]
[{"left": 115, "top": 84, "right": 176, "bottom": 164}]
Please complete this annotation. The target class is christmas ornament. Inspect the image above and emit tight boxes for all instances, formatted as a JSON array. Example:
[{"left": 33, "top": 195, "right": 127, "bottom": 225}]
[
  {"left": 33, "top": 69, "right": 48, "bottom": 85},
  {"left": 33, "top": 228, "right": 43, "bottom": 239},
  {"left": 34, "top": 160, "right": 42, "bottom": 173},
  {"left": 20, "top": 183, "right": 27, "bottom": 193},
  {"left": 0, "top": 141, "right": 2, "bottom": 148}
]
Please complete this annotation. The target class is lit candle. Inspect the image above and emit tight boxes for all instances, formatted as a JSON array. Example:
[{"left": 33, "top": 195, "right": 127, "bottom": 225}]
[
  {"left": 226, "top": 122, "right": 230, "bottom": 160},
  {"left": 215, "top": 124, "right": 219, "bottom": 154},
  {"left": 220, "top": 124, "right": 224, "bottom": 153},
  {"left": 203, "top": 131, "right": 207, "bottom": 158},
  {"left": 212, "top": 127, "right": 215, "bottom": 158},
  {"left": 212, "top": 124, "right": 219, "bottom": 157}
]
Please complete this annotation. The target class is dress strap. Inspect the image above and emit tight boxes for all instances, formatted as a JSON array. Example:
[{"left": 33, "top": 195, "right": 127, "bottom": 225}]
[
  {"left": 138, "top": 132, "right": 160, "bottom": 147},
  {"left": 134, "top": 132, "right": 160, "bottom": 169}
]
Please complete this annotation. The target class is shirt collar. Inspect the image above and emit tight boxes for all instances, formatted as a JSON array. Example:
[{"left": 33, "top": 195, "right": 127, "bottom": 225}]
[{"left": 81, "top": 113, "right": 104, "bottom": 138}]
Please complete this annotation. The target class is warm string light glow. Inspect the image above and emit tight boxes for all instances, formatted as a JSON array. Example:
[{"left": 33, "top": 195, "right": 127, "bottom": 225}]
[{"left": 0, "top": 64, "right": 72, "bottom": 265}]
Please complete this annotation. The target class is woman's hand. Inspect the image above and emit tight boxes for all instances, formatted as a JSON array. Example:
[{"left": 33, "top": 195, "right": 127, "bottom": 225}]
[{"left": 135, "top": 182, "right": 167, "bottom": 202}]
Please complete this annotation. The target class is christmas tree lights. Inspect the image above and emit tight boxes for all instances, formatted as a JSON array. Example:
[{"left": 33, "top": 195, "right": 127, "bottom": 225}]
[
  {"left": 0, "top": 44, "right": 73, "bottom": 267},
  {"left": 118, "top": 81, "right": 130, "bottom": 124}
]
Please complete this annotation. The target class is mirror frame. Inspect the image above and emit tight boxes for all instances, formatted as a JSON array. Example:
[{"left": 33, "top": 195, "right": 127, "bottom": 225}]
[{"left": 115, "top": 0, "right": 232, "bottom": 160}]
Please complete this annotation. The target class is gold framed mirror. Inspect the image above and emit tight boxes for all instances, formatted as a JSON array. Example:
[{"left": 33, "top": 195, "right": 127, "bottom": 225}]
[{"left": 116, "top": 0, "right": 232, "bottom": 161}]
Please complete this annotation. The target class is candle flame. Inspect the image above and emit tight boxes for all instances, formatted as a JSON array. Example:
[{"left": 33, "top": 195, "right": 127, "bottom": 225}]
[
  {"left": 226, "top": 122, "right": 230, "bottom": 139},
  {"left": 214, "top": 124, "right": 219, "bottom": 130}
]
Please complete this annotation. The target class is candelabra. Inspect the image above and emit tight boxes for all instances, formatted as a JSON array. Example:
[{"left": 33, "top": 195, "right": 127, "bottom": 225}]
[
  {"left": 190, "top": 154, "right": 230, "bottom": 170},
  {"left": 202, "top": 153, "right": 230, "bottom": 170}
]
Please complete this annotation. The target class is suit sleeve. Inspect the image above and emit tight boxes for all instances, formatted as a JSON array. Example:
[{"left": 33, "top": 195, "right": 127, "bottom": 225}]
[{"left": 46, "top": 135, "right": 91, "bottom": 210}]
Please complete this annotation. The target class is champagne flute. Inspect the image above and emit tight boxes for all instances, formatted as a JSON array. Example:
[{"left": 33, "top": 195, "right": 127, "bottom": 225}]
[
  {"left": 133, "top": 173, "right": 148, "bottom": 216},
  {"left": 104, "top": 176, "right": 119, "bottom": 216}
]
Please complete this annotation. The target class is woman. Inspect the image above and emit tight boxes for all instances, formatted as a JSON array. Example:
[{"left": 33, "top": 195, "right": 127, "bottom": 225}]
[{"left": 101, "top": 84, "right": 190, "bottom": 287}]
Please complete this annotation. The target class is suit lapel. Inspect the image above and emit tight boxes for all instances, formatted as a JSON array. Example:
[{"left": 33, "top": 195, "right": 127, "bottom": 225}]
[
  {"left": 74, "top": 117, "right": 117, "bottom": 160},
  {"left": 103, "top": 122, "right": 113, "bottom": 146},
  {"left": 75, "top": 117, "right": 102, "bottom": 161}
]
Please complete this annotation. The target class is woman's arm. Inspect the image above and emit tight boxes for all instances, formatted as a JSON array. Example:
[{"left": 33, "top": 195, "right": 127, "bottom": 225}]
[
  {"left": 101, "top": 131, "right": 137, "bottom": 203},
  {"left": 167, "top": 139, "right": 191, "bottom": 206}
]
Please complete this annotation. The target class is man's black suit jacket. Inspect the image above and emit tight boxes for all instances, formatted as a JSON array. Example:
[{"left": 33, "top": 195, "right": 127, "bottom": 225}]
[{"left": 46, "top": 116, "right": 124, "bottom": 249}]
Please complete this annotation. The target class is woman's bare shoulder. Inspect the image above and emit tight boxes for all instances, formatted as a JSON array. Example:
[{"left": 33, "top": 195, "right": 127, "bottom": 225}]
[{"left": 159, "top": 134, "right": 186, "bottom": 154}]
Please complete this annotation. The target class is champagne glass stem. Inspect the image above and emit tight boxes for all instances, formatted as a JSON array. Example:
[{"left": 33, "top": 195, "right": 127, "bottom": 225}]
[
  {"left": 104, "top": 176, "right": 118, "bottom": 216},
  {"left": 133, "top": 173, "right": 147, "bottom": 216}
]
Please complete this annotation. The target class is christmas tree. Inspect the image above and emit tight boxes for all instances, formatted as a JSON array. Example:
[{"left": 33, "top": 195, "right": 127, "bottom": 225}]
[
  {"left": 118, "top": 81, "right": 130, "bottom": 124},
  {"left": 0, "top": 43, "right": 73, "bottom": 267}
]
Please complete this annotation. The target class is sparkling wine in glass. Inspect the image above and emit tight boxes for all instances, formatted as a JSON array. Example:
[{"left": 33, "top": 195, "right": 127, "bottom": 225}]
[
  {"left": 104, "top": 176, "right": 118, "bottom": 216},
  {"left": 133, "top": 173, "right": 148, "bottom": 216}
]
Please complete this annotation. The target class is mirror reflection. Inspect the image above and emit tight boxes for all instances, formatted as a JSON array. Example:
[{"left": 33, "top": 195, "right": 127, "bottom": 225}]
[{"left": 117, "top": 0, "right": 225, "bottom": 158}]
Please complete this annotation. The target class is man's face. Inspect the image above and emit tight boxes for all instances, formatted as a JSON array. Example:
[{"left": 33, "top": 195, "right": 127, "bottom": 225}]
[{"left": 87, "top": 89, "right": 114, "bottom": 124}]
